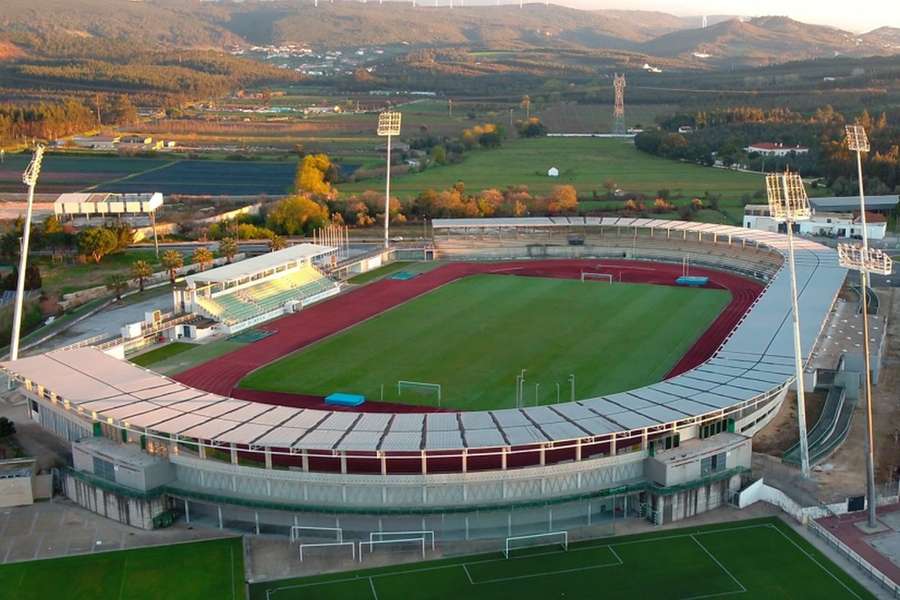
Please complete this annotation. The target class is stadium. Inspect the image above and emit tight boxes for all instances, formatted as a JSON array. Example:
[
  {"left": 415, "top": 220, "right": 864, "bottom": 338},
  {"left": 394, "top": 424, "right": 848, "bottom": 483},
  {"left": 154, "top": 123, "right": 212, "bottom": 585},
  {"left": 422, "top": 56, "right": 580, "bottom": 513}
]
[{"left": 1, "top": 217, "right": 847, "bottom": 550}]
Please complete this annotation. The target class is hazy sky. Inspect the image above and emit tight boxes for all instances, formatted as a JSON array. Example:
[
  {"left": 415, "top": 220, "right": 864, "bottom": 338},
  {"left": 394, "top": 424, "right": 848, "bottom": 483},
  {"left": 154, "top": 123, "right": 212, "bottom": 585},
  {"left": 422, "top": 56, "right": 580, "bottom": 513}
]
[{"left": 570, "top": 0, "right": 899, "bottom": 33}]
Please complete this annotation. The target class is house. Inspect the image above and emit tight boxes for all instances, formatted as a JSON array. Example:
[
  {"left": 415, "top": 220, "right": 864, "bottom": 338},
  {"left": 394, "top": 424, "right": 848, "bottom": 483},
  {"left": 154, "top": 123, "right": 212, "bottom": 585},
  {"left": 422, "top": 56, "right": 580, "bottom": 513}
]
[
  {"left": 547, "top": 167, "right": 560, "bottom": 177},
  {"left": 70, "top": 135, "right": 120, "bottom": 151},
  {"left": 677, "top": 126, "right": 693, "bottom": 134},
  {"left": 745, "top": 142, "right": 809, "bottom": 157},
  {"left": 742, "top": 204, "right": 887, "bottom": 240}
]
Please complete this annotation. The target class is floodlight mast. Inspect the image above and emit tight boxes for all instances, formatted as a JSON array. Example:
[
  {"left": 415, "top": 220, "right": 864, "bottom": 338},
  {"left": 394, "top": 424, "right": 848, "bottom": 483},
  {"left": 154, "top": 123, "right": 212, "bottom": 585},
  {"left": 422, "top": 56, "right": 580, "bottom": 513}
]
[
  {"left": 766, "top": 170, "right": 811, "bottom": 478},
  {"left": 10, "top": 145, "right": 45, "bottom": 361},
  {"left": 841, "top": 124, "right": 882, "bottom": 529},
  {"left": 377, "top": 111, "right": 401, "bottom": 250}
]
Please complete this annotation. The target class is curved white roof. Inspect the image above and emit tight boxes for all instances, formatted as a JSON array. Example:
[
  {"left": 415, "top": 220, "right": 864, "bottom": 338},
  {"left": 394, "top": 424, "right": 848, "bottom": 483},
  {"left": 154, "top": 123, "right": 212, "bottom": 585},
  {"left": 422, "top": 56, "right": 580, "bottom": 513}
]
[{"left": 2, "top": 219, "right": 846, "bottom": 453}]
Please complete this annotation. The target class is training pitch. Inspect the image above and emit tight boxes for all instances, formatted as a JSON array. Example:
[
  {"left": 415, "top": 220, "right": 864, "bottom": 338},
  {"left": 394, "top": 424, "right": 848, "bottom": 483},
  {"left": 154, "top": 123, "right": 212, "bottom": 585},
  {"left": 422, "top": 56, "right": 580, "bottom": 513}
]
[
  {"left": 239, "top": 274, "right": 730, "bottom": 410},
  {"left": 0, "top": 537, "right": 243, "bottom": 600},
  {"left": 250, "top": 518, "right": 872, "bottom": 600}
]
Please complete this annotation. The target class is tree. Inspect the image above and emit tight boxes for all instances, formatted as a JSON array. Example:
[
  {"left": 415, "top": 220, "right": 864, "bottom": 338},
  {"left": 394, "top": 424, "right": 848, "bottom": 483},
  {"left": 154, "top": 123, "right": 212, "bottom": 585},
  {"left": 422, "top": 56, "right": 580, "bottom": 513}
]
[
  {"left": 516, "top": 117, "right": 546, "bottom": 138},
  {"left": 294, "top": 154, "right": 336, "bottom": 197},
  {"left": 130, "top": 260, "right": 153, "bottom": 292},
  {"left": 218, "top": 237, "right": 239, "bottom": 264},
  {"left": 105, "top": 274, "right": 128, "bottom": 301},
  {"left": 192, "top": 247, "right": 214, "bottom": 271},
  {"left": 269, "top": 235, "right": 287, "bottom": 252},
  {"left": 521, "top": 95, "right": 531, "bottom": 118},
  {"left": 266, "top": 195, "right": 329, "bottom": 236},
  {"left": 161, "top": 250, "right": 184, "bottom": 284},
  {"left": 43, "top": 215, "right": 63, "bottom": 235},
  {"left": 547, "top": 185, "right": 578, "bottom": 215},
  {"left": 77, "top": 227, "right": 118, "bottom": 263}
]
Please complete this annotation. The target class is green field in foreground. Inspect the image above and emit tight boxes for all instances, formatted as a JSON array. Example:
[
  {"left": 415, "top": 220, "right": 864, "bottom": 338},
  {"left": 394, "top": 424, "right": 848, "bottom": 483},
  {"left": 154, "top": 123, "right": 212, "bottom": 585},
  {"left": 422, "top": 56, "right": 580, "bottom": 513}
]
[
  {"left": 239, "top": 274, "right": 730, "bottom": 410},
  {"left": 343, "top": 137, "right": 764, "bottom": 202},
  {"left": 0, "top": 538, "right": 244, "bottom": 600},
  {"left": 250, "top": 518, "right": 872, "bottom": 600},
  {"left": 130, "top": 342, "right": 196, "bottom": 367}
]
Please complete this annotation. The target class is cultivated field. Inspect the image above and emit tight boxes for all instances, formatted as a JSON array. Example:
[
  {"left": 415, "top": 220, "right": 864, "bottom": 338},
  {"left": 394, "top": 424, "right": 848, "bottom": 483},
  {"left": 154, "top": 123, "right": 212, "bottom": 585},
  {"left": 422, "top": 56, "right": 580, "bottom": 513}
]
[
  {"left": 250, "top": 518, "right": 873, "bottom": 600},
  {"left": 239, "top": 274, "right": 730, "bottom": 410},
  {"left": 343, "top": 136, "right": 764, "bottom": 206},
  {"left": 0, "top": 538, "right": 244, "bottom": 600}
]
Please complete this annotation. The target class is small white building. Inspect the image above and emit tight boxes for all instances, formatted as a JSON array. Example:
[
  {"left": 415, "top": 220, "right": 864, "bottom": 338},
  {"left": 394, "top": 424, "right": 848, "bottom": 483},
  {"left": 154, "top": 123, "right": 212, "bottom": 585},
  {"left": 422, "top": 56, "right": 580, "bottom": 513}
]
[
  {"left": 54, "top": 192, "right": 163, "bottom": 219},
  {"left": 547, "top": 167, "right": 559, "bottom": 177},
  {"left": 745, "top": 142, "right": 809, "bottom": 157},
  {"left": 743, "top": 204, "right": 887, "bottom": 240}
]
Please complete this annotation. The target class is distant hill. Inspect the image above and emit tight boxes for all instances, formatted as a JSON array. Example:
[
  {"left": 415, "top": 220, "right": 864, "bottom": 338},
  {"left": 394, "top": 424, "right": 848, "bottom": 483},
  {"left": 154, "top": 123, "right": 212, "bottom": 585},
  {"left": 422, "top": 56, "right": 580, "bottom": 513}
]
[
  {"left": 0, "top": 1, "right": 897, "bottom": 67},
  {"left": 639, "top": 16, "right": 890, "bottom": 66}
]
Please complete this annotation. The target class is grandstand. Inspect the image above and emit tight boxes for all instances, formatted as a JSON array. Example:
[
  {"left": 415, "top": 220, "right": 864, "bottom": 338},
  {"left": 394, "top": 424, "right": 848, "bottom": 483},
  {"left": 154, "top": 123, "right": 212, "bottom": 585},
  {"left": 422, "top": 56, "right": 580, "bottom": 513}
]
[
  {"left": 0, "top": 218, "right": 851, "bottom": 542},
  {"left": 180, "top": 244, "right": 341, "bottom": 333}
]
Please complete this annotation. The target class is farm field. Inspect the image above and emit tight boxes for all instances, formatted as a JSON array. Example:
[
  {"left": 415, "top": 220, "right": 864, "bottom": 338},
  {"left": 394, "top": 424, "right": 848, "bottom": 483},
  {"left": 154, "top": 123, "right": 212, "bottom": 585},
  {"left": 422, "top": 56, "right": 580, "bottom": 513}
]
[
  {"left": 239, "top": 274, "right": 730, "bottom": 410},
  {"left": 0, "top": 154, "right": 172, "bottom": 193},
  {"left": 343, "top": 136, "right": 765, "bottom": 208},
  {"left": 0, "top": 538, "right": 245, "bottom": 600},
  {"left": 250, "top": 518, "right": 873, "bottom": 600}
]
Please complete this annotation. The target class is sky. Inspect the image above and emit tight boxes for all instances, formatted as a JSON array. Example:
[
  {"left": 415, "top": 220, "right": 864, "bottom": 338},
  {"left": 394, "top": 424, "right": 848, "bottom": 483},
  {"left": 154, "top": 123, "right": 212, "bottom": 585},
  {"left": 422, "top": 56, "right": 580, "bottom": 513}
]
[{"left": 569, "top": 0, "right": 899, "bottom": 33}]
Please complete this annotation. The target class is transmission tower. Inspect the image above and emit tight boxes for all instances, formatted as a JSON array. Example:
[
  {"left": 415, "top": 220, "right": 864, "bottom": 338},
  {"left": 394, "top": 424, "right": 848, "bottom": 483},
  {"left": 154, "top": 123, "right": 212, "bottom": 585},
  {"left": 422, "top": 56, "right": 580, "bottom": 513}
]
[{"left": 612, "top": 73, "right": 626, "bottom": 135}]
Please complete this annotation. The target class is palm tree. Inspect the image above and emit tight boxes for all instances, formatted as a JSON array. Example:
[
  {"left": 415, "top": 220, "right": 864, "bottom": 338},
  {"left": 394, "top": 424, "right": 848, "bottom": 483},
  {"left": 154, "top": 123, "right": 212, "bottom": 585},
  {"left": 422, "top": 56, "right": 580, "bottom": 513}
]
[
  {"left": 269, "top": 235, "right": 287, "bottom": 252},
  {"left": 219, "top": 237, "right": 239, "bottom": 264},
  {"left": 161, "top": 250, "right": 184, "bottom": 284},
  {"left": 130, "top": 259, "right": 153, "bottom": 292},
  {"left": 105, "top": 274, "right": 129, "bottom": 301},
  {"left": 192, "top": 246, "right": 214, "bottom": 271}
]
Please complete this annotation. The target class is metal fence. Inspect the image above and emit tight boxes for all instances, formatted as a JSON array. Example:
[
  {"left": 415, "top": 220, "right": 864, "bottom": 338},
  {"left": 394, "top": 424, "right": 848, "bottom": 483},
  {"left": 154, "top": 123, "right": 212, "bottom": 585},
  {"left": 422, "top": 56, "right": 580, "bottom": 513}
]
[{"left": 808, "top": 519, "right": 899, "bottom": 597}]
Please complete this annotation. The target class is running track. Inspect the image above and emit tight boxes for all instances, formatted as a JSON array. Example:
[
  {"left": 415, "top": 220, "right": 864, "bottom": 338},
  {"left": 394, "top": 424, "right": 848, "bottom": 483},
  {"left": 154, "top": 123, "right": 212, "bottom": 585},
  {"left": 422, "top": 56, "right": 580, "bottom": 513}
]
[{"left": 175, "top": 260, "right": 763, "bottom": 411}]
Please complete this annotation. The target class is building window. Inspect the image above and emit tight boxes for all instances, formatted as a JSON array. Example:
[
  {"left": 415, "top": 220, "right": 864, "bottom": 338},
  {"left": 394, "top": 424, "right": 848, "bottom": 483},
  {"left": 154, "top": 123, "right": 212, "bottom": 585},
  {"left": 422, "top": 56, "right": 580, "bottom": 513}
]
[
  {"left": 92, "top": 457, "right": 116, "bottom": 482},
  {"left": 700, "top": 452, "right": 727, "bottom": 477}
]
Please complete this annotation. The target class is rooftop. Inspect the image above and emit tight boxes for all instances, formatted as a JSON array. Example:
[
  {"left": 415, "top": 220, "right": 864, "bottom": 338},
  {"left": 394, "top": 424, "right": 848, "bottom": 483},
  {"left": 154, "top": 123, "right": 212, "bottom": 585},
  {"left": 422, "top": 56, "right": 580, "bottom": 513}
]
[{"left": 185, "top": 243, "right": 333, "bottom": 286}]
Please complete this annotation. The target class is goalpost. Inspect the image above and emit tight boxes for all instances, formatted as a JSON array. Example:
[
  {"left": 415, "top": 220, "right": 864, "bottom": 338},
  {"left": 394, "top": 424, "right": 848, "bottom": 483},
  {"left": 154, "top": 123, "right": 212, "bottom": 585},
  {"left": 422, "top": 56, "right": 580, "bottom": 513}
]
[
  {"left": 397, "top": 380, "right": 442, "bottom": 407},
  {"left": 358, "top": 537, "right": 427, "bottom": 562},
  {"left": 290, "top": 525, "right": 343, "bottom": 544},
  {"left": 504, "top": 531, "right": 568, "bottom": 558},
  {"left": 580, "top": 271, "right": 614, "bottom": 284},
  {"left": 370, "top": 530, "right": 435, "bottom": 551}
]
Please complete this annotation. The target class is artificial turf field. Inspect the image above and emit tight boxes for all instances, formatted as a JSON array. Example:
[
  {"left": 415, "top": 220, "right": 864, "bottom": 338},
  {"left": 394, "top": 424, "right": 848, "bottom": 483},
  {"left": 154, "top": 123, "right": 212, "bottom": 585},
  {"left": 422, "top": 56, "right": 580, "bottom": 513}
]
[
  {"left": 250, "top": 518, "right": 872, "bottom": 600},
  {"left": 239, "top": 274, "right": 730, "bottom": 410},
  {"left": 0, "top": 537, "right": 243, "bottom": 600}
]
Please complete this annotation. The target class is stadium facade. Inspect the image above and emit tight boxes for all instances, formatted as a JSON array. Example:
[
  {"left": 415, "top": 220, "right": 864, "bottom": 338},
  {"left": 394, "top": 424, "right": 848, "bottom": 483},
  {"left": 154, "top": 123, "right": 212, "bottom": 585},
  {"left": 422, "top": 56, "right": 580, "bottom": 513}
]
[{"left": 1, "top": 218, "right": 848, "bottom": 540}]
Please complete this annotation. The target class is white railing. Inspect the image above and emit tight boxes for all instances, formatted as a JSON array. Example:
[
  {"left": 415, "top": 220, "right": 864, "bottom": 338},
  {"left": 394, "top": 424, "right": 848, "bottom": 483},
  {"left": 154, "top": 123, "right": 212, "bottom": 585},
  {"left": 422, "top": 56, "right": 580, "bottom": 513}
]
[{"left": 808, "top": 519, "right": 899, "bottom": 597}]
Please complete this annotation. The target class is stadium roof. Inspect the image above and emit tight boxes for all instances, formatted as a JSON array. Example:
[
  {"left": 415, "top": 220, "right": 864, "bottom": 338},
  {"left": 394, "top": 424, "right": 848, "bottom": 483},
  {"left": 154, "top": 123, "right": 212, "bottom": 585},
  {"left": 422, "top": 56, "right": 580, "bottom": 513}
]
[
  {"left": 1, "top": 219, "right": 847, "bottom": 455},
  {"left": 809, "top": 195, "right": 898, "bottom": 213},
  {"left": 53, "top": 192, "right": 163, "bottom": 216},
  {"left": 185, "top": 243, "right": 333, "bottom": 286}
]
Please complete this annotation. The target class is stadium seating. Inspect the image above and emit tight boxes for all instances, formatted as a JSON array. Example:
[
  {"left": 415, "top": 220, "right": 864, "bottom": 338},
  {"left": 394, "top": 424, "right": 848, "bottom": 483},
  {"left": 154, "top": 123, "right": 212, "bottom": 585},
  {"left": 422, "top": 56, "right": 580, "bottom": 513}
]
[{"left": 195, "top": 265, "right": 339, "bottom": 326}]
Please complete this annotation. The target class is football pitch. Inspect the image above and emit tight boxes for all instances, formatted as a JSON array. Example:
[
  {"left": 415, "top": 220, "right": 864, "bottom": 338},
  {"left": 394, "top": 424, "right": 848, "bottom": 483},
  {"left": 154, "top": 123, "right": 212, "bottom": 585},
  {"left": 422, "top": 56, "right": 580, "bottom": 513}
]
[
  {"left": 239, "top": 274, "right": 730, "bottom": 410},
  {"left": 0, "top": 537, "right": 243, "bottom": 600},
  {"left": 250, "top": 518, "right": 872, "bottom": 600}
]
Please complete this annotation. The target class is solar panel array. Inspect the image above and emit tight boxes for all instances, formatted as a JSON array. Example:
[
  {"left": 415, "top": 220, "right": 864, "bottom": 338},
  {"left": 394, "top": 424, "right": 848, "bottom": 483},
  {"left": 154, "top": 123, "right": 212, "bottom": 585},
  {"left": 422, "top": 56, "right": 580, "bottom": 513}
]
[{"left": 2, "top": 218, "right": 846, "bottom": 455}]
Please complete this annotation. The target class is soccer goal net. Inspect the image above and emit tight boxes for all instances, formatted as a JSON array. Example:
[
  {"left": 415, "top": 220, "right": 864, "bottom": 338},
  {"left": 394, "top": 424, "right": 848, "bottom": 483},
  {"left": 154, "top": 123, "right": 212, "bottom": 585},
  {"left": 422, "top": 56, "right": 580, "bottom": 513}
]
[
  {"left": 397, "top": 380, "right": 442, "bottom": 406},
  {"left": 358, "top": 537, "right": 426, "bottom": 562},
  {"left": 504, "top": 531, "right": 568, "bottom": 558},
  {"left": 580, "top": 272, "right": 614, "bottom": 283},
  {"left": 290, "top": 525, "right": 343, "bottom": 544}
]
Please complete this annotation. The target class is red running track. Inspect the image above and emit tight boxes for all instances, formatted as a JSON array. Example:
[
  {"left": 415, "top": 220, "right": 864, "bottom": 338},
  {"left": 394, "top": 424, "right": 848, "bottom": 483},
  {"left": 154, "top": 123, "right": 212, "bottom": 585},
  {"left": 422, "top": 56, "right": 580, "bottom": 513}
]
[
  {"left": 175, "top": 260, "right": 763, "bottom": 410},
  {"left": 815, "top": 504, "right": 900, "bottom": 586}
]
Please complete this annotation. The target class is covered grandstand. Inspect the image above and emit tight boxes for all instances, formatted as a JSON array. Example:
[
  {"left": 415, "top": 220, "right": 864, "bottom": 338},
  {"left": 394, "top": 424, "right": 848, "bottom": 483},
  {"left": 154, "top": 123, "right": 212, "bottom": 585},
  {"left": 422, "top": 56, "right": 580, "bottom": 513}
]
[
  {"left": 1, "top": 218, "right": 849, "bottom": 535},
  {"left": 179, "top": 243, "right": 340, "bottom": 333}
]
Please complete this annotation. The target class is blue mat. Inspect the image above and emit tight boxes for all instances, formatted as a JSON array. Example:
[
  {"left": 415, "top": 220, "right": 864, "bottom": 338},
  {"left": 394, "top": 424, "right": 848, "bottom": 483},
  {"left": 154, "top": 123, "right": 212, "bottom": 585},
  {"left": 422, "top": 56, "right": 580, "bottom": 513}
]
[
  {"left": 389, "top": 271, "right": 419, "bottom": 281},
  {"left": 676, "top": 276, "right": 709, "bottom": 287},
  {"left": 325, "top": 393, "right": 366, "bottom": 407}
]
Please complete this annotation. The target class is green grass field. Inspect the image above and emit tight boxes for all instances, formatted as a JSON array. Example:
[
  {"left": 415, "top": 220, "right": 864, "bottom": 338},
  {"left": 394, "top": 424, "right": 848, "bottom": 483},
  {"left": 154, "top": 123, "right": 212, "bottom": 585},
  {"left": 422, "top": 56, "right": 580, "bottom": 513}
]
[
  {"left": 239, "top": 274, "right": 730, "bottom": 410},
  {"left": 343, "top": 137, "right": 764, "bottom": 203},
  {"left": 130, "top": 342, "right": 197, "bottom": 367},
  {"left": 0, "top": 538, "right": 244, "bottom": 600},
  {"left": 249, "top": 518, "right": 872, "bottom": 600}
]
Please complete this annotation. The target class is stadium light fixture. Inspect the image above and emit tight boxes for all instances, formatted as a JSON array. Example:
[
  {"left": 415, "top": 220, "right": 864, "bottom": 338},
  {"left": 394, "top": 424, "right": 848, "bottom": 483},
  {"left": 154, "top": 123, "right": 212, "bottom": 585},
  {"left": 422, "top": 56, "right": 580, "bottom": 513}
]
[
  {"left": 377, "top": 111, "right": 402, "bottom": 250},
  {"left": 839, "top": 123, "right": 887, "bottom": 529},
  {"left": 9, "top": 144, "right": 45, "bottom": 362},
  {"left": 766, "top": 170, "right": 812, "bottom": 478}
]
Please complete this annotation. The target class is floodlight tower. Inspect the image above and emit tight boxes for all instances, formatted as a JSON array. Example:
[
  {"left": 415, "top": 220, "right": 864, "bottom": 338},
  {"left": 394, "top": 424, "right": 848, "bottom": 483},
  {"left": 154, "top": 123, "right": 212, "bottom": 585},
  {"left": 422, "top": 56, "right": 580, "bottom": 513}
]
[
  {"left": 9, "top": 145, "right": 45, "bottom": 362},
  {"left": 838, "top": 124, "right": 893, "bottom": 529},
  {"left": 766, "top": 170, "right": 812, "bottom": 478},
  {"left": 612, "top": 73, "right": 626, "bottom": 135},
  {"left": 376, "top": 111, "right": 401, "bottom": 250}
]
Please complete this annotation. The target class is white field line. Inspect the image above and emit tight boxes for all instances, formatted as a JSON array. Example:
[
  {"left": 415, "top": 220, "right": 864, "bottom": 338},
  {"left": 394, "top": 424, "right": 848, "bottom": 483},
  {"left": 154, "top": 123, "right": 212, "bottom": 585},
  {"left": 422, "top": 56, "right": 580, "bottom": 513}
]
[
  {"left": 368, "top": 577, "right": 379, "bottom": 600},
  {"left": 767, "top": 524, "right": 863, "bottom": 600},
  {"left": 688, "top": 534, "right": 747, "bottom": 598}
]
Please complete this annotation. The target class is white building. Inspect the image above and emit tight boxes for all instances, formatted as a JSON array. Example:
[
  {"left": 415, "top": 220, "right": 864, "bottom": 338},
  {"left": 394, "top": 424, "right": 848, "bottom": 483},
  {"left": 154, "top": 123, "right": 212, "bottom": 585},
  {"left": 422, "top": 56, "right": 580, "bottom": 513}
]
[
  {"left": 745, "top": 142, "right": 809, "bottom": 157},
  {"left": 743, "top": 204, "right": 887, "bottom": 240},
  {"left": 54, "top": 192, "right": 163, "bottom": 219},
  {"left": 547, "top": 167, "right": 560, "bottom": 177}
]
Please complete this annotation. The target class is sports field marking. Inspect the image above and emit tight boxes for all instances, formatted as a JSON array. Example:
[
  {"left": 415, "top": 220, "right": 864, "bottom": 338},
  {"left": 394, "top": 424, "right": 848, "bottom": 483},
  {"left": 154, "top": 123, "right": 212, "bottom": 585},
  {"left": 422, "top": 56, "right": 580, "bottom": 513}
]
[
  {"left": 687, "top": 534, "right": 746, "bottom": 598},
  {"left": 463, "top": 546, "right": 623, "bottom": 585},
  {"left": 116, "top": 556, "right": 128, "bottom": 600},
  {"left": 369, "top": 577, "right": 379, "bottom": 600},
  {"left": 768, "top": 523, "right": 863, "bottom": 600}
]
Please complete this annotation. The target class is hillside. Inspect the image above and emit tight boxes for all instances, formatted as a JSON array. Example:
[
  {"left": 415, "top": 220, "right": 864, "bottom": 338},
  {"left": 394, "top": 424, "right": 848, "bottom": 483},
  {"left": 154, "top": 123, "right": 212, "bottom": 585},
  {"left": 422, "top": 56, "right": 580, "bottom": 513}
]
[
  {"left": 862, "top": 27, "right": 900, "bottom": 51},
  {"left": 640, "top": 16, "right": 888, "bottom": 66}
]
